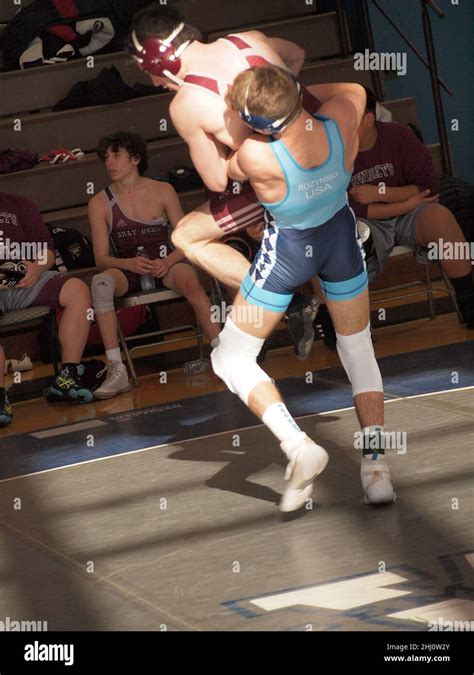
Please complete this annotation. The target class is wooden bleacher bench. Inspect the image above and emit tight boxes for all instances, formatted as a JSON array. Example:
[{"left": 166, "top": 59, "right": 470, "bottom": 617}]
[
  {"left": 0, "top": 12, "right": 342, "bottom": 118},
  {"left": 0, "top": 0, "right": 314, "bottom": 37},
  {"left": 31, "top": 94, "right": 433, "bottom": 247},
  {"left": 0, "top": 0, "right": 33, "bottom": 23},
  {"left": 0, "top": 128, "right": 445, "bottom": 216}
]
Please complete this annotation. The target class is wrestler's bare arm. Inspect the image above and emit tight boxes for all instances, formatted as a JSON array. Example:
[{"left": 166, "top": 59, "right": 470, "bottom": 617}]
[
  {"left": 227, "top": 139, "right": 274, "bottom": 192},
  {"left": 306, "top": 82, "right": 366, "bottom": 107},
  {"left": 239, "top": 30, "right": 305, "bottom": 75},
  {"left": 227, "top": 150, "right": 248, "bottom": 182},
  {"left": 170, "top": 93, "right": 231, "bottom": 193},
  {"left": 263, "top": 36, "right": 305, "bottom": 75},
  {"left": 155, "top": 181, "right": 184, "bottom": 228},
  {"left": 155, "top": 182, "right": 186, "bottom": 265},
  {"left": 318, "top": 85, "right": 366, "bottom": 172}
]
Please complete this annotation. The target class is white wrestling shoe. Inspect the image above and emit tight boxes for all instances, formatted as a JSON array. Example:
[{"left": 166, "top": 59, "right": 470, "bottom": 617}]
[
  {"left": 93, "top": 361, "right": 131, "bottom": 400},
  {"left": 280, "top": 432, "right": 329, "bottom": 512},
  {"left": 361, "top": 454, "right": 396, "bottom": 504}
]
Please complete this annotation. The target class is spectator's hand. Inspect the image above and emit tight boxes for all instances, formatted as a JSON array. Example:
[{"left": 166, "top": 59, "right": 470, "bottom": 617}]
[
  {"left": 350, "top": 184, "right": 381, "bottom": 205},
  {"left": 246, "top": 222, "right": 265, "bottom": 242},
  {"left": 404, "top": 189, "right": 439, "bottom": 212},
  {"left": 127, "top": 256, "right": 156, "bottom": 275},
  {"left": 153, "top": 258, "right": 170, "bottom": 279},
  {"left": 16, "top": 261, "right": 42, "bottom": 289}
]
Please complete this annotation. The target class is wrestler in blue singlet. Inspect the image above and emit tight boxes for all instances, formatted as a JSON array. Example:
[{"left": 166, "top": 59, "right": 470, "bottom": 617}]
[{"left": 241, "top": 114, "right": 368, "bottom": 312}]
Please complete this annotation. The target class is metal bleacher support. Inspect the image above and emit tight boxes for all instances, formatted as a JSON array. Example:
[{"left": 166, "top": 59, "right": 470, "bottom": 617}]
[{"left": 369, "top": 245, "right": 463, "bottom": 323}]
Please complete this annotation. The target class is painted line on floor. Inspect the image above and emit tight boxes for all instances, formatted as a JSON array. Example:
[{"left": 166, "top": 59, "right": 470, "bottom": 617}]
[
  {"left": 30, "top": 419, "right": 109, "bottom": 439},
  {"left": 1, "top": 385, "right": 471, "bottom": 484}
]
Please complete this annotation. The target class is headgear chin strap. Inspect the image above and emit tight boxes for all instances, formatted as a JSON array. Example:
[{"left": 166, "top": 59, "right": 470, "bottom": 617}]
[
  {"left": 239, "top": 79, "right": 302, "bottom": 135},
  {"left": 130, "top": 23, "right": 190, "bottom": 85}
]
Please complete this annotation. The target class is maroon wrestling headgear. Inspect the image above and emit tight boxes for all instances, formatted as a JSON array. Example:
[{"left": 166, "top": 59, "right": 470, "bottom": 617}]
[{"left": 130, "top": 23, "right": 190, "bottom": 85}]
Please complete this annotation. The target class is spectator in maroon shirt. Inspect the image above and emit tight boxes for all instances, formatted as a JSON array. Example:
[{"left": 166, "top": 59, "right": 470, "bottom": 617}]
[
  {"left": 0, "top": 192, "right": 94, "bottom": 419},
  {"left": 349, "top": 87, "right": 473, "bottom": 328}
]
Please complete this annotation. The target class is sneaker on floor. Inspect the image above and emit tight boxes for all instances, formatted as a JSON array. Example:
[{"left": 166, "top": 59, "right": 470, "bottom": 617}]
[
  {"left": 361, "top": 454, "right": 396, "bottom": 504},
  {"left": 44, "top": 364, "right": 94, "bottom": 404},
  {"left": 314, "top": 304, "right": 337, "bottom": 350},
  {"left": 280, "top": 432, "right": 329, "bottom": 512},
  {"left": 0, "top": 389, "right": 12, "bottom": 427},
  {"left": 9, "top": 353, "right": 33, "bottom": 372},
  {"left": 287, "top": 294, "right": 320, "bottom": 360},
  {"left": 93, "top": 361, "right": 131, "bottom": 400}
]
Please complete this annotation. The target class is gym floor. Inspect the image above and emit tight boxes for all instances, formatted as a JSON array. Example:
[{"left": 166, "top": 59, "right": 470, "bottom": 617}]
[{"left": 0, "top": 313, "right": 472, "bottom": 631}]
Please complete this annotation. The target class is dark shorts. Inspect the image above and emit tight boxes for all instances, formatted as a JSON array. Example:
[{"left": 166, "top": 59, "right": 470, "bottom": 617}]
[
  {"left": 32, "top": 273, "right": 69, "bottom": 311},
  {"left": 357, "top": 203, "right": 432, "bottom": 282},
  {"left": 0, "top": 271, "right": 69, "bottom": 314},
  {"left": 121, "top": 260, "right": 194, "bottom": 293},
  {"left": 207, "top": 180, "right": 266, "bottom": 235},
  {"left": 241, "top": 206, "right": 368, "bottom": 313}
]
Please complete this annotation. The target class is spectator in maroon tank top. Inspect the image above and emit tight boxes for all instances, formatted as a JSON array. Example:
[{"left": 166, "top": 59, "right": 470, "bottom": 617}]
[
  {"left": 0, "top": 191, "right": 95, "bottom": 413},
  {"left": 348, "top": 87, "right": 474, "bottom": 327},
  {"left": 89, "top": 131, "right": 220, "bottom": 399}
]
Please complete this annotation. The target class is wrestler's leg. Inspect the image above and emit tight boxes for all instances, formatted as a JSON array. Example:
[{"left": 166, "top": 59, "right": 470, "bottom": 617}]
[{"left": 172, "top": 201, "right": 251, "bottom": 289}]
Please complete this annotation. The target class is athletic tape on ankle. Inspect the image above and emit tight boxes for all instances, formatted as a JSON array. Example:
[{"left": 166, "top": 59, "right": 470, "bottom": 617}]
[{"left": 361, "top": 425, "right": 385, "bottom": 456}]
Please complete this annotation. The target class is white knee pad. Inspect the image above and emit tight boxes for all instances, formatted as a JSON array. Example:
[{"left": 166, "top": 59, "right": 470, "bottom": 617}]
[
  {"left": 336, "top": 323, "right": 383, "bottom": 396},
  {"left": 91, "top": 273, "right": 116, "bottom": 315},
  {"left": 211, "top": 318, "right": 271, "bottom": 405}
]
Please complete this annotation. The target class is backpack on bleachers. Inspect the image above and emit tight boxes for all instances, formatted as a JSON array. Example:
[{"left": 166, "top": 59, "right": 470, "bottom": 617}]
[
  {"left": 0, "top": 0, "right": 151, "bottom": 71},
  {"left": 47, "top": 224, "right": 95, "bottom": 271},
  {"left": 0, "top": 149, "right": 38, "bottom": 174}
]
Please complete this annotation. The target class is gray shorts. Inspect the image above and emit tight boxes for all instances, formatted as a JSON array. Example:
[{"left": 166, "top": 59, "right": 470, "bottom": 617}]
[
  {"left": 358, "top": 203, "right": 431, "bottom": 282},
  {"left": 0, "top": 270, "right": 61, "bottom": 314}
]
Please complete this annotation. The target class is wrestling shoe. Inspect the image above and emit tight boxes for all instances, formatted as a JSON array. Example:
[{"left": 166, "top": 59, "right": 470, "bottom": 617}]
[
  {"left": 287, "top": 294, "right": 319, "bottom": 360},
  {"left": 361, "top": 454, "right": 396, "bottom": 504},
  {"left": 44, "top": 364, "right": 94, "bottom": 404},
  {"left": 0, "top": 388, "right": 12, "bottom": 427},
  {"left": 93, "top": 361, "right": 131, "bottom": 399},
  {"left": 280, "top": 432, "right": 329, "bottom": 512}
]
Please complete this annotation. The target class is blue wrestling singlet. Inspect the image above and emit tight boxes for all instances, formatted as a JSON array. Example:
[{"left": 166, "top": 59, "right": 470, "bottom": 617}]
[{"left": 242, "top": 114, "right": 368, "bottom": 311}]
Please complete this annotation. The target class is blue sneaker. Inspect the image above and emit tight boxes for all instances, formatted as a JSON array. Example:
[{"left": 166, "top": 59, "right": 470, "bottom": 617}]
[
  {"left": 44, "top": 364, "right": 94, "bottom": 404},
  {"left": 0, "top": 389, "right": 12, "bottom": 426}
]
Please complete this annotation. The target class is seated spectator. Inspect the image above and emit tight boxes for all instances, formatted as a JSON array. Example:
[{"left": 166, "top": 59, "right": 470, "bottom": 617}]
[
  {"left": 349, "top": 87, "right": 474, "bottom": 327},
  {"left": 0, "top": 346, "right": 12, "bottom": 427},
  {"left": 89, "top": 131, "right": 220, "bottom": 398},
  {"left": 0, "top": 191, "right": 94, "bottom": 407}
]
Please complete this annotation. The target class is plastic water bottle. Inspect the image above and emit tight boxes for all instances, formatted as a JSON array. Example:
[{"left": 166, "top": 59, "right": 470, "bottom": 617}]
[
  {"left": 183, "top": 358, "right": 209, "bottom": 375},
  {"left": 136, "top": 245, "right": 155, "bottom": 291}
]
